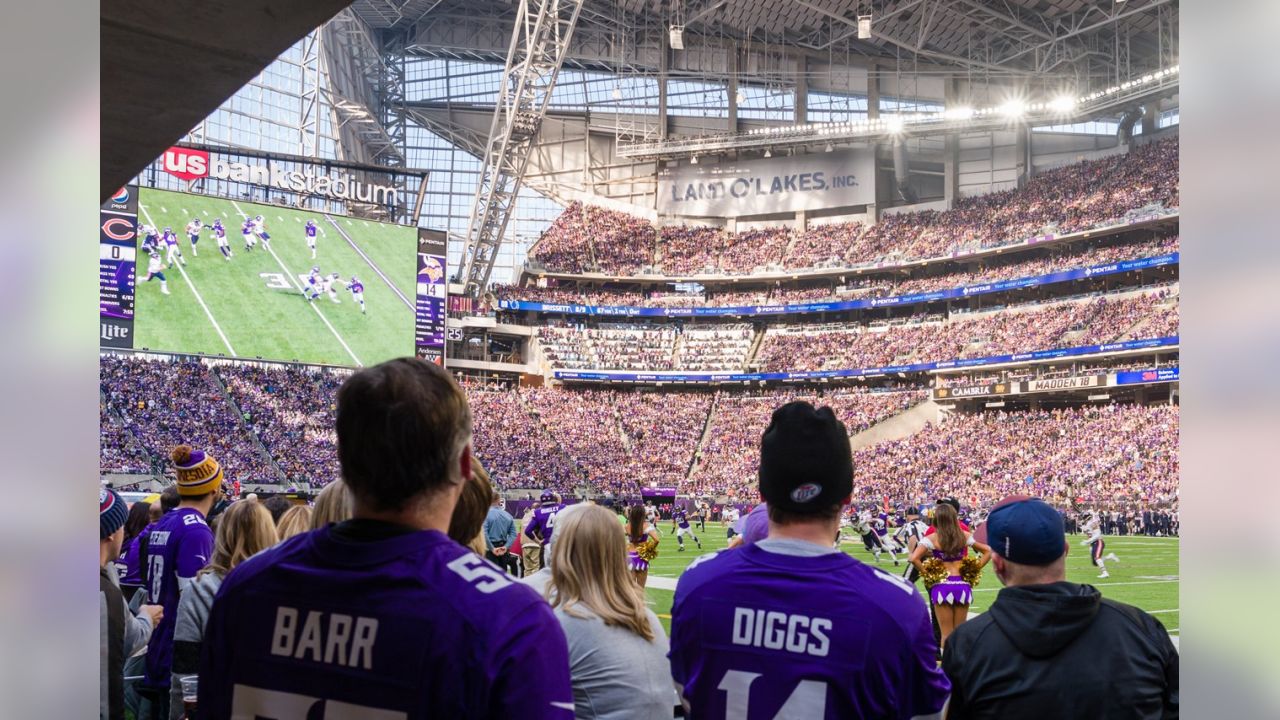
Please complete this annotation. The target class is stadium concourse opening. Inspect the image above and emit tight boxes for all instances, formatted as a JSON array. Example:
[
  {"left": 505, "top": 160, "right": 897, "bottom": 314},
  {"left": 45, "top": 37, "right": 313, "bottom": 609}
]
[{"left": 101, "top": 1, "right": 1180, "bottom": 718}]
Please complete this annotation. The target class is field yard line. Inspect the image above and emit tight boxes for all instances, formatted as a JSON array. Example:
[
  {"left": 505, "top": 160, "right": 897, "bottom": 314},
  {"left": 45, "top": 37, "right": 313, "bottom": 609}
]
[
  {"left": 230, "top": 201, "right": 362, "bottom": 366},
  {"left": 322, "top": 215, "right": 414, "bottom": 310},
  {"left": 138, "top": 203, "right": 237, "bottom": 356},
  {"left": 645, "top": 576, "right": 679, "bottom": 591},
  {"left": 976, "top": 578, "right": 1177, "bottom": 592}
]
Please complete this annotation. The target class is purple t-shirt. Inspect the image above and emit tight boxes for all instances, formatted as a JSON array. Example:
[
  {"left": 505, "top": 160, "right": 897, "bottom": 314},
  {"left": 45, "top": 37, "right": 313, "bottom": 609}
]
[
  {"left": 143, "top": 507, "right": 213, "bottom": 688},
  {"left": 669, "top": 542, "right": 950, "bottom": 719},
  {"left": 117, "top": 523, "right": 152, "bottom": 588},
  {"left": 197, "top": 525, "right": 573, "bottom": 719},
  {"left": 523, "top": 503, "right": 562, "bottom": 546}
]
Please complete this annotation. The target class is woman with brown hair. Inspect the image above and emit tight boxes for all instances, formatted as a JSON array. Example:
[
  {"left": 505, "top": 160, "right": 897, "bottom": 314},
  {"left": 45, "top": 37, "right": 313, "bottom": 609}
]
[
  {"left": 546, "top": 504, "right": 673, "bottom": 720},
  {"left": 909, "top": 502, "right": 993, "bottom": 652},
  {"left": 626, "top": 504, "right": 660, "bottom": 588},
  {"left": 168, "top": 500, "right": 277, "bottom": 718},
  {"left": 448, "top": 460, "right": 494, "bottom": 556}
]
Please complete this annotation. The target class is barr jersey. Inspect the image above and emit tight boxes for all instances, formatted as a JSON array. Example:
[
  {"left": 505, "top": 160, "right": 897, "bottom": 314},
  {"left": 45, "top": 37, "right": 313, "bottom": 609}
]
[
  {"left": 670, "top": 542, "right": 949, "bottom": 720},
  {"left": 197, "top": 526, "right": 572, "bottom": 719},
  {"left": 523, "top": 502, "right": 562, "bottom": 545},
  {"left": 143, "top": 507, "right": 213, "bottom": 688}
]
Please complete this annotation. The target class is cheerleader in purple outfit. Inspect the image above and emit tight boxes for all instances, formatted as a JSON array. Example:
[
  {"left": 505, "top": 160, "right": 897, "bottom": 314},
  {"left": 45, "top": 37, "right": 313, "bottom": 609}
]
[
  {"left": 626, "top": 505, "right": 660, "bottom": 588},
  {"left": 908, "top": 502, "right": 992, "bottom": 651}
]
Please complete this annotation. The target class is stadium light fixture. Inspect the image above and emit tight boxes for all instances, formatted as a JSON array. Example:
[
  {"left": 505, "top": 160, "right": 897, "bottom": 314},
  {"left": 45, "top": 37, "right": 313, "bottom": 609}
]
[
  {"left": 669, "top": 25, "right": 684, "bottom": 50},
  {"left": 1049, "top": 95, "right": 1076, "bottom": 113},
  {"left": 857, "top": 15, "right": 872, "bottom": 39},
  {"left": 999, "top": 99, "right": 1027, "bottom": 118},
  {"left": 885, "top": 115, "right": 905, "bottom": 134}
]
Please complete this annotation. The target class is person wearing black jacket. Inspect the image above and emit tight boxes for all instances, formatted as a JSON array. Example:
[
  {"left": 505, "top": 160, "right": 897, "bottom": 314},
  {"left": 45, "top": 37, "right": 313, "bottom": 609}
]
[{"left": 943, "top": 497, "right": 1178, "bottom": 719}]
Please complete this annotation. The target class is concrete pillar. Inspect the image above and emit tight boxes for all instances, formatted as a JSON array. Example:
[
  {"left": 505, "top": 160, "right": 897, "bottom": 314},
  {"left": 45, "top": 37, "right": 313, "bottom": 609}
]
[
  {"left": 943, "top": 76, "right": 959, "bottom": 207},
  {"left": 794, "top": 53, "right": 808, "bottom": 124},
  {"left": 795, "top": 209, "right": 807, "bottom": 233},
  {"left": 727, "top": 43, "right": 738, "bottom": 131},
  {"left": 1142, "top": 103, "right": 1159, "bottom": 137},
  {"left": 658, "top": 32, "right": 669, "bottom": 140},
  {"left": 867, "top": 63, "right": 879, "bottom": 119},
  {"left": 1015, "top": 125, "right": 1030, "bottom": 187}
]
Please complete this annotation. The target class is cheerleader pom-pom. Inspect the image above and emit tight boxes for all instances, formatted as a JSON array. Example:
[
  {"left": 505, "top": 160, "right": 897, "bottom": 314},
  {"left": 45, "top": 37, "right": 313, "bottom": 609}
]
[
  {"left": 637, "top": 536, "right": 659, "bottom": 562},
  {"left": 960, "top": 556, "right": 983, "bottom": 588},
  {"left": 919, "top": 558, "right": 947, "bottom": 588}
]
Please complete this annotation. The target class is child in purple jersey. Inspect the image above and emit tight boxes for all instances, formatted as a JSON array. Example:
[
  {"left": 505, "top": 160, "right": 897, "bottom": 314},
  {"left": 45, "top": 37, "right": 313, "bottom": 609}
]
[
  {"left": 140, "top": 445, "right": 223, "bottom": 720},
  {"left": 669, "top": 402, "right": 950, "bottom": 720},
  {"left": 198, "top": 358, "right": 573, "bottom": 720}
]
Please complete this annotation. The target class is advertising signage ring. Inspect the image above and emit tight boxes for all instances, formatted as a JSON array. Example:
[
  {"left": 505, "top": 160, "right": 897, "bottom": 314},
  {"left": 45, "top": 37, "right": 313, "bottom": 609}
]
[{"left": 160, "top": 147, "right": 400, "bottom": 205}]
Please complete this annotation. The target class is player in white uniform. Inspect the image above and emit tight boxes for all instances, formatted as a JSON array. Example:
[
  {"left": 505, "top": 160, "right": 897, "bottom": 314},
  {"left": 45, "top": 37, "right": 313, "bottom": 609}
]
[
  {"left": 143, "top": 251, "right": 170, "bottom": 295},
  {"left": 321, "top": 272, "right": 343, "bottom": 303},
  {"left": 252, "top": 215, "right": 271, "bottom": 246},
  {"left": 162, "top": 227, "right": 186, "bottom": 268},
  {"left": 184, "top": 218, "right": 202, "bottom": 257},
  {"left": 723, "top": 506, "right": 740, "bottom": 539},
  {"left": 1080, "top": 511, "right": 1120, "bottom": 578}
]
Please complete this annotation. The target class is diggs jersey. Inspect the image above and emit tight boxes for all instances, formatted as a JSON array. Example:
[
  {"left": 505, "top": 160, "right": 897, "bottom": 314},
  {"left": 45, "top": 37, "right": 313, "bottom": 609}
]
[
  {"left": 523, "top": 502, "right": 562, "bottom": 546},
  {"left": 197, "top": 527, "right": 573, "bottom": 720},
  {"left": 143, "top": 507, "right": 213, "bottom": 688},
  {"left": 674, "top": 508, "right": 691, "bottom": 529},
  {"left": 669, "top": 543, "right": 950, "bottom": 719}
]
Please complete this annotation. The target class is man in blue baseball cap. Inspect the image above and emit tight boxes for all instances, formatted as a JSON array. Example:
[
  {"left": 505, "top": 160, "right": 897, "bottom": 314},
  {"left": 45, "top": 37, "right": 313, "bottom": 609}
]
[{"left": 942, "top": 496, "right": 1178, "bottom": 719}]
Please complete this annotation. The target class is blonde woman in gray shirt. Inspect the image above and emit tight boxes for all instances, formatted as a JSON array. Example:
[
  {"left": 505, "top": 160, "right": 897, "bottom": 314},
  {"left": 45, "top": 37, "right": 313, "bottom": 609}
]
[{"left": 546, "top": 504, "right": 676, "bottom": 720}]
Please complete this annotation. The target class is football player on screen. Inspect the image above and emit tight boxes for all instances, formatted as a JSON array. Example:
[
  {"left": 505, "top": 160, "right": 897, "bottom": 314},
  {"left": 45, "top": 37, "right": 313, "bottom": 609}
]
[
  {"left": 241, "top": 217, "right": 257, "bottom": 251},
  {"left": 348, "top": 275, "right": 366, "bottom": 314},
  {"left": 322, "top": 272, "right": 344, "bottom": 303},
  {"left": 252, "top": 215, "right": 271, "bottom": 246},
  {"left": 211, "top": 219, "right": 232, "bottom": 260},
  {"left": 302, "top": 266, "right": 323, "bottom": 302},
  {"left": 143, "top": 251, "right": 169, "bottom": 295},
  {"left": 162, "top": 227, "right": 186, "bottom": 268},
  {"left": 304, "top": 220, "right": 318, "bottom": 259},
  {"left": 184, "top": 217, "right": 202, "bottom": 257}
]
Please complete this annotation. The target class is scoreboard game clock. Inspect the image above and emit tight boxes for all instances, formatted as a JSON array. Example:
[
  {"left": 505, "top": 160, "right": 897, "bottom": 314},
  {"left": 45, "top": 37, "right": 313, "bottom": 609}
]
[{"left": 100, "top": 185, "right": 138, "bottom": 348}]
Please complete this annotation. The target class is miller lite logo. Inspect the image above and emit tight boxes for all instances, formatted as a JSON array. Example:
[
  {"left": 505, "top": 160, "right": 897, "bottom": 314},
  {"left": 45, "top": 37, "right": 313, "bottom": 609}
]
[
  {"left": 100, "top": 323, "right": 130, "bottom": 341},
  {"left": 790, "top": 483, "right": 823, "bottom": 503},
  {"left": 161, "top": 147, "right": 210, "bottom": 181}
]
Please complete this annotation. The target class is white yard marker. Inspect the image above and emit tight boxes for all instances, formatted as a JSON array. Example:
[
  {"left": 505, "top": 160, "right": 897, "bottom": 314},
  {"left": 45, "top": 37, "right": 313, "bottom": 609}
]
[
  {"left": 202, "top": 210, "right": 209, "bottom": 216},
  {"left": 277, "top": 215, "right": 284, "bottom": 221},
  {"left": 138, "top": 204, "right": 237, "bottom": 356},
  {"left": 231, "top": 201, "right": 361, "bottom": 365},
  {"left": 160, "top": 206, "right": 167, "bottom": 212}
]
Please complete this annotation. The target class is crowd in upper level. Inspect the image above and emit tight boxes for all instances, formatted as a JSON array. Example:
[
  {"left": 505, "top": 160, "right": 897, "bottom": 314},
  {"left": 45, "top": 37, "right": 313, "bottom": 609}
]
[
  {"left": 526, "top": 136, "right": 1178, "bottom": 276},
  {"left": 496, "top": 233, "right": 1178, "bottom": 311}
]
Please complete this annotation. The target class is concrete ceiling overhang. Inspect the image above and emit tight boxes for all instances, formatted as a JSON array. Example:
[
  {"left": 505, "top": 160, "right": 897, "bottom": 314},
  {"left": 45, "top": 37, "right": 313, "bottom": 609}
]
[{"left": 102, "top": 0, "right": 354, "bottom": 201}]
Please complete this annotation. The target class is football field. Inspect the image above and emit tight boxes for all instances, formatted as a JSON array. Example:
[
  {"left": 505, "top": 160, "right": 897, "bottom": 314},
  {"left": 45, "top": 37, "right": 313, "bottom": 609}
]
[
  {"left": 134, "top": 187, "right": 418, "bottom": 366},
  {"left": 636, "top": 523, "right": 1179, "bottom": 638}
]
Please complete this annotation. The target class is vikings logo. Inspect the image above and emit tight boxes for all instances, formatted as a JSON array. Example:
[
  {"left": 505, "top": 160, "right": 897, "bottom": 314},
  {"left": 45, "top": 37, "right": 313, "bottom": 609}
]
[{"left": 420, "top": 255, "right": 444, "bottom": 283}]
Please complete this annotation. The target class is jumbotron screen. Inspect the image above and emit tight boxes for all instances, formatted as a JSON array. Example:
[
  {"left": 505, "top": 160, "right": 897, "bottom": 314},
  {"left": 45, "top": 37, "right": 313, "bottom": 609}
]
[{"left": 103, "top": 186, "right": 437, "bottom": 367}]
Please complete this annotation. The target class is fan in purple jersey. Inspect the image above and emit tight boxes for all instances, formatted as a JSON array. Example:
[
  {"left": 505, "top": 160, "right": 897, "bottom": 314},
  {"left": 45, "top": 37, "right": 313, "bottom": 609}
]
[
  {"left": 670, "top": 401, "right": 950, "bottom": 719},
  {"left": 140, "top": 445, "right": 223, "bottom": 711},
  {"left": 197, "top": 358, "right": 573, "bottom": 719},
  {"left": 670, "top": 505, "right": 703, "bottom": 551}
]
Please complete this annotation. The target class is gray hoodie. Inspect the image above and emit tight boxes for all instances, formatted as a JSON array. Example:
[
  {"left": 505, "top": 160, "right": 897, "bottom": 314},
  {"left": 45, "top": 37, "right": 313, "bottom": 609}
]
[{"left": 101, "top": 563, "right": 154, "bottom": 719}]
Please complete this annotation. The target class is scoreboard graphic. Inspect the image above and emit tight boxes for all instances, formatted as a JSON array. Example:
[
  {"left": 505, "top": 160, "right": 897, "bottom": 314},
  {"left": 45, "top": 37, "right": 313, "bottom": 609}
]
[
  {"left": 100, "top": 185, "right": 138, "bottom": 348},
  {"left": 415, "top": 229, "right": 448, "bottom": 365}
]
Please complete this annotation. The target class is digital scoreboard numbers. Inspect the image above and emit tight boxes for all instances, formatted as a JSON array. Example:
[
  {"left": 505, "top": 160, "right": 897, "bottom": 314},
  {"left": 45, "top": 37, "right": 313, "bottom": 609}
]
[
  {"left": 100, "top": 185, "right": 138, "bottom": 348},
  {"left": 415, "top": 229, "right": 448, "bottom": 365}
]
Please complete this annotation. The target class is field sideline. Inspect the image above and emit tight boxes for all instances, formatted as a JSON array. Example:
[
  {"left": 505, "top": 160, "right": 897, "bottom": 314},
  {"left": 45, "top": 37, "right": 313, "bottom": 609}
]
[
  {"left": 627, "top": 523, "right": 1178, "bottom": 636},
  {"left": 134, "top": 187, "right": 417, "bottom": 366}
]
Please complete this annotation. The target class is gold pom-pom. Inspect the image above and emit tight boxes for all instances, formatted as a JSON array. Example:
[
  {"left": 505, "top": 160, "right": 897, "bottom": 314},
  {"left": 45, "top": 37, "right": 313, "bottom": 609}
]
[
  {"left": 960, "top": 556, "right": 983, "bottom": 588},
  {"left": 170, "top": 444, "right": 193, "bottom": 465},
  {"left": 635, "top": 536, "right": 659, "bottom": 562},
  {"left": 919, "top": 558, "right": 947, "bottom": 588}
]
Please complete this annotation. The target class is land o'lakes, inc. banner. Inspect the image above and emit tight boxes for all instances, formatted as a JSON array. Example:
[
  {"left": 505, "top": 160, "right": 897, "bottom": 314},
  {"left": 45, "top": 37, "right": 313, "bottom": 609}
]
[{"left": 657, "top": 149, "right": 876, "bottom": 217}]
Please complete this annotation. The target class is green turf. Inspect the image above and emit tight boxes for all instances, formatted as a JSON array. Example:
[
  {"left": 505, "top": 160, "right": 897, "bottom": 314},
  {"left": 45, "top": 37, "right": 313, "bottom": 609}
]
[
  {"left": 638, "top": 522, "right": 1179, "bottom": 636},
  {"left": 134, "top": 188, "right": 418, "bottom": 366}
]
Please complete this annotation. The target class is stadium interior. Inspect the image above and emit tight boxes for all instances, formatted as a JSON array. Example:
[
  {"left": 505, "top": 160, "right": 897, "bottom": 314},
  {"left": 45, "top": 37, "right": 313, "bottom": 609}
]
[{"left": 100, "top": 2, "right": 1181, "bottom": 712}]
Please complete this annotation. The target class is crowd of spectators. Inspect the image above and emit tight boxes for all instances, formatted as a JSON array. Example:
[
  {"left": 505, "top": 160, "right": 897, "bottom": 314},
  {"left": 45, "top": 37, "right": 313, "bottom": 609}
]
[
  {"left": 528, "top": 137, "right": 1178, "bottom": 276},
  {"left": 216, "top": 364, "right": 348, "bottom": 487},
  {"left": 492, "top": 232, "right": 1178, "bottom": 311},
  {"left": 100, "top": 402, "right": 154, "bottom": 474},
  {"left": 675, "top": 324, "right": 754, "bottom": 371},
  {"left": 689, "top": 388, "right": 927, "bottom": 498},
  {"left": 467, "top": 389, "right": 584, "bottom": 494},
  {"left": 757, "top": 286, "right": 1179, "bottom": 371},
  {"left": 536, "top": 323, "right": 760, "bottom": 372},
  {"left": 98, "top": 355, "right": 282, "bottom": 483},
  {"left": 851, "top": 404, "right": 1179, "bottom": 511}
]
